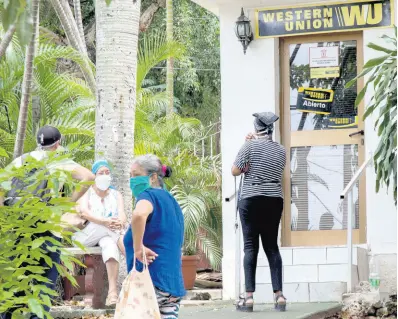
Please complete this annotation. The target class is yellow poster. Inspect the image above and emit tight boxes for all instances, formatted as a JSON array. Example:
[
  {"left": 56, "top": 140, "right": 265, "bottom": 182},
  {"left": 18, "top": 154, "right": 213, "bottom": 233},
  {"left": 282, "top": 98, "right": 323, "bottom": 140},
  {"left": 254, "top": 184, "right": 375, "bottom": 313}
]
[{"left": 310, "top": 67, "right": 340, "bottom": 79}]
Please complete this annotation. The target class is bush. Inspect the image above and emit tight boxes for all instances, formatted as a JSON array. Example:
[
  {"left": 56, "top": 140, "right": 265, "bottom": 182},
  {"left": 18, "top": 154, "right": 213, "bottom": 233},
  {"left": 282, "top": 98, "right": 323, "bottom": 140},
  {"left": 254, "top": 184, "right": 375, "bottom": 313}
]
[{"left": 0, "top": 152, "right": 85, "bottom": 319}]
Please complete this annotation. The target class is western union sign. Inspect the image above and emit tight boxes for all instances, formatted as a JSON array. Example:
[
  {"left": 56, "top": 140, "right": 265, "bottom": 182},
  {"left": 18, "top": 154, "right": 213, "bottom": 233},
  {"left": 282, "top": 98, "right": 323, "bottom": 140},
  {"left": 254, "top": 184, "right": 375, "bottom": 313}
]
[{"left": 255, "top": 0, "right": 393, "bottom": 38}]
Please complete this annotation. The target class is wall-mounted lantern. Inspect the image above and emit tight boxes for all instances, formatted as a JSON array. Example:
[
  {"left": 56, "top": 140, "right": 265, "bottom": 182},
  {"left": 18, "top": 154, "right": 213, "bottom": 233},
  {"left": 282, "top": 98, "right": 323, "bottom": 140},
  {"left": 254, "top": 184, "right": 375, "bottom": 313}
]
[{"left": 235, "top": 8, "right": 253, "bottom": 54}]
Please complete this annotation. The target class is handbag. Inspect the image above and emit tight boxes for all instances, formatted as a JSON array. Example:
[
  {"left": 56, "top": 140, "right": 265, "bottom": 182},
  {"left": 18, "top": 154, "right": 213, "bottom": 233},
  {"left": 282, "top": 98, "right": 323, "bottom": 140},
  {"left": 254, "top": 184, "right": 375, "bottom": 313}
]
[
  {"left": 114, "top": 253, "right": 161, "bottom": 319},
  {"left": 61, "top": 211, "right": 87, "bottom": 232}
]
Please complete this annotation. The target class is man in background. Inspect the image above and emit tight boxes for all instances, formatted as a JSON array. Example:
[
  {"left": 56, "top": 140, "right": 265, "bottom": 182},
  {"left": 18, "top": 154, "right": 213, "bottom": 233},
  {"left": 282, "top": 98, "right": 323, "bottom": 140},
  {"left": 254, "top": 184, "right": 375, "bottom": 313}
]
[{"left": 0, "top": 125, "right": 95, "bottom": 319}]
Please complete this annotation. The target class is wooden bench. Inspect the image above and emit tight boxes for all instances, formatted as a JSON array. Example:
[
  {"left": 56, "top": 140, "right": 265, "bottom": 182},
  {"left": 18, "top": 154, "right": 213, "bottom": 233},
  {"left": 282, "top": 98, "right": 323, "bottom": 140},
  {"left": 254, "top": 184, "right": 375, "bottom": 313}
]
[{"left": 64, "top": 247, "right": 108, "bottom": 309}]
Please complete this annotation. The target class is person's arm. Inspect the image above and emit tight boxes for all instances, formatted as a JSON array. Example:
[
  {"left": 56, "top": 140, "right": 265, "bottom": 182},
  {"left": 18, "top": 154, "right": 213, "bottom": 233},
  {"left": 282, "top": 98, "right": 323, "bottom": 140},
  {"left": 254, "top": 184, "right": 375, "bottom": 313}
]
[
  {"left": 132, "top": 199, "right": 157, "bottom": 263},
  {"left": 231, "top": 141, "right": 251, "bottom": 176},
  {"left": 70, "top": 165, "right": 95, "bottom": 202},
  {"left": 231, "top": 166, "right": 242, "bottom": 176}
]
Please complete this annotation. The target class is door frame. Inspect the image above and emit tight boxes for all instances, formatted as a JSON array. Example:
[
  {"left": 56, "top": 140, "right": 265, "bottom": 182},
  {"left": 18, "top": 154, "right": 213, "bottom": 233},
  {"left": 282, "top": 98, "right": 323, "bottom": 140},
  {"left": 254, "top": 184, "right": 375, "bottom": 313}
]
[{"left": 280, "top": 32, "right": 367, "bottom": 247}]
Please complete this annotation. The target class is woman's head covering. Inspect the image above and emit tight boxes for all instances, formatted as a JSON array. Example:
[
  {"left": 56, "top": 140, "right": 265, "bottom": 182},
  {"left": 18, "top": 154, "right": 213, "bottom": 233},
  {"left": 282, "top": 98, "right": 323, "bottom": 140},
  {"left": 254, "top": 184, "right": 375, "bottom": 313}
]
[
  {"left": 92, "top": 160, "right": 111, "bottom": 174},
  {"left": 253, "top": 112, "right": 279, "bottom": 135}
]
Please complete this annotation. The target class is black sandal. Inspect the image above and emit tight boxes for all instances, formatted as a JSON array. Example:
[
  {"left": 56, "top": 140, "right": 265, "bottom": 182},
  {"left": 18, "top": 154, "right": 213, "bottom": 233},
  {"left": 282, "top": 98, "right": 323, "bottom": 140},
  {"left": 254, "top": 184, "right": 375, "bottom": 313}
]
[
  {"left": 274, "top": 294, "right": 287, "bottom": 312},
  {"left": 236, "top": 295, "right": 254, "bottom": 312}
]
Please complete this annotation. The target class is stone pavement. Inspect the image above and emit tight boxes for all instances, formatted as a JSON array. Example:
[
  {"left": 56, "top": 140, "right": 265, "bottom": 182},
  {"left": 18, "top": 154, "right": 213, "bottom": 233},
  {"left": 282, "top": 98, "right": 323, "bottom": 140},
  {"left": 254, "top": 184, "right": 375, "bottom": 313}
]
[
  {"left": 179, "top": 302, "right": 340, "bottom": 319},
  {"left": 51, "top": 302, "right": 340, "bottom": 319}
]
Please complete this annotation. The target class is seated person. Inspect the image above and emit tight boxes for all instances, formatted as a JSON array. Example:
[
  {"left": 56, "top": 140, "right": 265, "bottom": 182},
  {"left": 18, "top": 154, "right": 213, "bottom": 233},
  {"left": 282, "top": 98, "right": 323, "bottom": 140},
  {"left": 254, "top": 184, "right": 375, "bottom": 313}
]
[{"left": 73, "top": 160, "right": 126, "bottom": 307}]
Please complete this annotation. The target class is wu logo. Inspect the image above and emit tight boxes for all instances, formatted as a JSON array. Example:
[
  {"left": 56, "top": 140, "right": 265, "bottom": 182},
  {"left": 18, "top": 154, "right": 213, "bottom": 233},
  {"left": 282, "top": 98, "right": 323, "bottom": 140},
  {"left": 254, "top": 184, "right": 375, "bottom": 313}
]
[{"left": 321, "top": 49, "right": 327, "bottom": 58}]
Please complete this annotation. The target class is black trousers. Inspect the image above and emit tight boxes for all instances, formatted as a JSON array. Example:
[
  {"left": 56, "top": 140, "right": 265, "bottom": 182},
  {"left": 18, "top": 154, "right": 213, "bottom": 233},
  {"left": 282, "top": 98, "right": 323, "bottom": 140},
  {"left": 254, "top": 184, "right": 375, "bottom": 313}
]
[{"left": 239, "top": 196, "right": 283, "bottom": 293}]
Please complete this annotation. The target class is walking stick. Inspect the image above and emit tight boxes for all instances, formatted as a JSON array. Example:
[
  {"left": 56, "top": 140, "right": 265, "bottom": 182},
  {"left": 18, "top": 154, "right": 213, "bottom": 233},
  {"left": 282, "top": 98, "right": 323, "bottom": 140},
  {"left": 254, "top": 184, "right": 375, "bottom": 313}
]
[{"left": 234, "top": 176, "right": 243, "bottom": 302}]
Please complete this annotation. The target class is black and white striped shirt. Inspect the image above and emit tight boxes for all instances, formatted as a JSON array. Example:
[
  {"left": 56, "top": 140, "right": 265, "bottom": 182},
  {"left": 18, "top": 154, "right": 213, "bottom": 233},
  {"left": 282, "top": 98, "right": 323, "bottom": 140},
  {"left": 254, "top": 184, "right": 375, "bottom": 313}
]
[{"left": 234, "top": 139, "right": 286, "bottom": 200}]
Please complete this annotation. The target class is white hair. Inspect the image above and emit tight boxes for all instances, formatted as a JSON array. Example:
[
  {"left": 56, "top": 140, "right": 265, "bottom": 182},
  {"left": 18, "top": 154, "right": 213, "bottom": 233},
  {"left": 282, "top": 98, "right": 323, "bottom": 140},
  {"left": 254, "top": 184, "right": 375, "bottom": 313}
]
[{"left": 132, "top": 154, "right": 164, "bottom": 186}]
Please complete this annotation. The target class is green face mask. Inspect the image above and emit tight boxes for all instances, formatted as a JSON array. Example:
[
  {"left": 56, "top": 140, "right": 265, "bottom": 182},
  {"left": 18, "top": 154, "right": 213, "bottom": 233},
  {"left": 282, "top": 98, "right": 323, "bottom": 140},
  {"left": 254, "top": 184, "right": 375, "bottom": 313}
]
[{"left": 129, "top": 175, "right": 151, "bottom": 197}]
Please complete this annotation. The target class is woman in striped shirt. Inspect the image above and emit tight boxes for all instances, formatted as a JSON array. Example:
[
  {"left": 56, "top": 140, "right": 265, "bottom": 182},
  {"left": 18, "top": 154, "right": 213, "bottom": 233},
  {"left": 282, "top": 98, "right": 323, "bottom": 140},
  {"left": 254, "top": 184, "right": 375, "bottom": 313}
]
[{"left": 232, "top": 112, "right": 287, "bottom": 312}]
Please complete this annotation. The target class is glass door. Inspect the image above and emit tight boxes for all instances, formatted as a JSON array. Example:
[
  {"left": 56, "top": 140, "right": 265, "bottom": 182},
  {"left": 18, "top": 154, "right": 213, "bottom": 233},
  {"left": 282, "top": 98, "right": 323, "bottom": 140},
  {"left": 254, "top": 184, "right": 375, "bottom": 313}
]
[{"left": 281, "top": 32, "right": 366, "bottom": 246}]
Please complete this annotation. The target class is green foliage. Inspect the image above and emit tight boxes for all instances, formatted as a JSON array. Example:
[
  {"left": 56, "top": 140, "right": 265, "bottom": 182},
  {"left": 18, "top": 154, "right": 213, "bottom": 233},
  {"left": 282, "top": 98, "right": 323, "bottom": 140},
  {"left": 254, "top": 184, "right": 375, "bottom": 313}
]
[
  {"left": 0, "top": 24, "right": 223, "bottom": 270},
  {"left": 0, "top": 27, "right": 96, "bottom": 168},
  {"left": 346, "top": 28, "right": 397, "bottom": 204},
  {"left": 135, "top": 113, "right": 222, "bottom": 269},
  {"left": 141, "top": 0, "right": 221, "bottom": 126},
  {"left": 0, "top": 150, "right": 85, "bottom": 318},
  {"left": 1, "top": 0, "right": 33, "bottom": 46}
]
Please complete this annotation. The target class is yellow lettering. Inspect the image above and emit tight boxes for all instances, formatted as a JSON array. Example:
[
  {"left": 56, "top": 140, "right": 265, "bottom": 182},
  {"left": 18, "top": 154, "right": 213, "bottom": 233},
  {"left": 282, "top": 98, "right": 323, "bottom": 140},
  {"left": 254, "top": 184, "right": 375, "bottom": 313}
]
[
  {"left": 341, "top": 5, "right": 366, "bottom": 26},
  {"left": 263, "top": 12, "right": 275, "bottom": 23},
  {"left": 307, "top": 19, "right": 312, "bottom": 29},
  {"left": 304, "top": 9, "right": 312, "bottom": 19},
  {"left": 295, "top": 10, "right": 303, "bottom": 19},
  {"left": 313, "top": 19, "right": 322, "bottom": 29},
  {"left": 285, "top": 22, "right": 294, "bottom": 31},
  {"left": 324, "top": 18, "right": 333, "bottom": 28},
  {"left": 367, "top": 3, "right": 383, "bottom": 24},
  {"left": 296, "top": 20, "right": 305, "bottom": 30},
  {"left": 323, "top": 8, "right": 333, "bottom": 18},
  {"left": 313, "top": 9, "right": 322, "bottom": 19},
  {"left": 276, "top": 12, "right": 284, "bottom": 21},
  {"left": 285, "top": 11, "right": 293, "bottom": 21}
]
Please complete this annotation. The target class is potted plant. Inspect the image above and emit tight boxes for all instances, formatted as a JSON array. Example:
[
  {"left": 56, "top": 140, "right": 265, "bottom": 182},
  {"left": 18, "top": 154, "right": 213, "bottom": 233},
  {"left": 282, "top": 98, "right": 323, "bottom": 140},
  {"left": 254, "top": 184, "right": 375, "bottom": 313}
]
[{"left": 182, "top": 245, "right": 199, "bottom": 290}]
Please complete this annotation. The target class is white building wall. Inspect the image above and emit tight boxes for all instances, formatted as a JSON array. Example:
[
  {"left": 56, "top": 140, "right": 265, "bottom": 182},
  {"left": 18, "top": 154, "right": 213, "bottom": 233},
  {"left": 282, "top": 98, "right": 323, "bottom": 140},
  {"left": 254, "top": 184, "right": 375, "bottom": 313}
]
[
  {"left": 219, "top": 2, "right": 397, "bottom": 300},
  {"left": 363, "top": 27, "right": 397, "bottom": 294},
  {"left": 219, "top": 3, "right": 280, "bottom": 300}
]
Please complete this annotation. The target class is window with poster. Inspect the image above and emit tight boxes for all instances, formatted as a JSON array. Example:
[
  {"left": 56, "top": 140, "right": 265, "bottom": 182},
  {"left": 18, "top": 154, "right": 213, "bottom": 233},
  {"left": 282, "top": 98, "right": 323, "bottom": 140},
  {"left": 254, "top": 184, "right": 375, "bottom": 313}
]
[{"left": 281, "top": 33, "right": 366, "bottom": 247}]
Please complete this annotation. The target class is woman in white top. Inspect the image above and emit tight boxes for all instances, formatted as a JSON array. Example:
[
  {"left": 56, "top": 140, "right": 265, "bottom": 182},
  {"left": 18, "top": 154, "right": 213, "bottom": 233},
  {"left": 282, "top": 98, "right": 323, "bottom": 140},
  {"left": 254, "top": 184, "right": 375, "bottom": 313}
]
[{"left": 73, "top": 160, "right": 126, "bottom": 306}]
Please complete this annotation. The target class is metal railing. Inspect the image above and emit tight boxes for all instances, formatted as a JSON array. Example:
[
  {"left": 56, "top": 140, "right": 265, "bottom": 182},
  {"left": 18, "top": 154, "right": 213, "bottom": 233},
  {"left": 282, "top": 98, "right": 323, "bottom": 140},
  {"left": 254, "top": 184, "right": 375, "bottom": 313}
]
[{"left": 340, "top": 153, "right": 373, "bottom": 293}]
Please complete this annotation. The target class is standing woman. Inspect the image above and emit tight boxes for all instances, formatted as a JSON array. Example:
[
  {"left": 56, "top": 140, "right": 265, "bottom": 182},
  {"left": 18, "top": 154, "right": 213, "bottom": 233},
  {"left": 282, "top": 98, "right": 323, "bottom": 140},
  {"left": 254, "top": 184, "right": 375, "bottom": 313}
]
[
  {"left": 231, "top": 112, "right": 287, "bottom": 312},
  {"left": 124, "top": 155, "right": 185, "bottom": 319}
]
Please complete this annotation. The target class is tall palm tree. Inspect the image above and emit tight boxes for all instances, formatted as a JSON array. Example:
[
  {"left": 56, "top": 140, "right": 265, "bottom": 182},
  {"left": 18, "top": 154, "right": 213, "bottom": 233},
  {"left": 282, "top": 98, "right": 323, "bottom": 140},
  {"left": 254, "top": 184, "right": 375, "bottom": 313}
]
[
  {"left": 95, "top": 0, "right": 141, "bottom": 217},
  {"left": 166, "top": 0, "right": 174, "bottom": 113},
  {"left": 50, "top": 0, "right": 95, "bottom": 93},
  {"left": 73, "top": 0, "right": 87, "bottom": 54},
  {"left": 0, "top": 25, "right": 16, "bottom": 60},
  {"left": 13, "top": 0, "right": 40, "bottom": 158}
]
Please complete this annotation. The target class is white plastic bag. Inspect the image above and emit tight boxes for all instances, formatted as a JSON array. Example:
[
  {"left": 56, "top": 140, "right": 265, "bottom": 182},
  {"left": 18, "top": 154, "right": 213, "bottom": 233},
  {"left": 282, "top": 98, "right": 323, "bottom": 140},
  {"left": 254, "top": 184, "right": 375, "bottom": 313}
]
[{"left": 115, "top": 254, "right": 161, "bottom": 319}]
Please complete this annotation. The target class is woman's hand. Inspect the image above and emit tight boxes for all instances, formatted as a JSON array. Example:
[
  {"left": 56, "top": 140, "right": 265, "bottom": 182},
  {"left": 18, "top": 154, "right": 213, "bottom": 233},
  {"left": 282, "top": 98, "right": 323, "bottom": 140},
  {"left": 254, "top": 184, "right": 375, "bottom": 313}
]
[
  {"left": 135, "top": 246, "right": 158, "bottom": 264},
  {"left": 101, "top": 218, "right": 113, "bottom": 228},
  {"left": 109, "top": 218, "right": 124, "bottom": 231},
  {"left": 245, "top": 132, "right": 255, "bottom": 141}
]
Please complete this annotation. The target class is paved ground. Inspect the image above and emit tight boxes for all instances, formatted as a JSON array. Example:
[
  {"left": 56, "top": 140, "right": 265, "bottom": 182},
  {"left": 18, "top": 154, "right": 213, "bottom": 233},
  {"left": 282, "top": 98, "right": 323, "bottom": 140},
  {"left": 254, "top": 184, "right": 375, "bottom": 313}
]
[
  {"left": 179, "top": 303, "right": 340, "bottom": 319},
  {"left": 51, "top": 302, "right": 340, "bottom": 319}
]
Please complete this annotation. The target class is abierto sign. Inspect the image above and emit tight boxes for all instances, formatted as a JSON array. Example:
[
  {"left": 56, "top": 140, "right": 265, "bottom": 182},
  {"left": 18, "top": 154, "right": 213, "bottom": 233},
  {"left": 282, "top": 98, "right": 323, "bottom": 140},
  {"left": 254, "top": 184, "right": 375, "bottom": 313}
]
[
  {"left": 255, "top": 0, "right": 393, "bottom": 38},
  {"left": 296, "top": 87, "right": 334, "bottom": 114}
]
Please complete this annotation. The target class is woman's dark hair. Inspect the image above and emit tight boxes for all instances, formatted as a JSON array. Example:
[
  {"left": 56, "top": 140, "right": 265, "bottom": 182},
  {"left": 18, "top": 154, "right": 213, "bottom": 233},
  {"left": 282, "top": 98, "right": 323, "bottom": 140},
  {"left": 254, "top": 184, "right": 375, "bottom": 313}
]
[{"left": 162, "top": 165, "right": 173, "bottom": 178}]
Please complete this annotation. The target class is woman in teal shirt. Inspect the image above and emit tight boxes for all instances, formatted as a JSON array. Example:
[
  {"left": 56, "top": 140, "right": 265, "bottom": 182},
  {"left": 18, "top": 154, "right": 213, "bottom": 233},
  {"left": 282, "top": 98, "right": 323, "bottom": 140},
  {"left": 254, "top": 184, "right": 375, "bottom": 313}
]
[{"left": 124, "top": 154, "right": 185, "bottom": 319}]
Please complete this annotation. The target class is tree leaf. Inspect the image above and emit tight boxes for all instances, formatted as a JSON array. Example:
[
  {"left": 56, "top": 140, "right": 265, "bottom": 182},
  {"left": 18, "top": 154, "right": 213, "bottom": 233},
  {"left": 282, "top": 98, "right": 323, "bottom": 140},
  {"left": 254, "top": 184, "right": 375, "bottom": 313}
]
[
  {"left": 28, "top": 299, "right": 44, "bottom": 319},
  {"left": 355, "top": 83, "right": 368, "bottom": 107},
  {"left": 363, "top": 55, "right": 390, "bottom": 68},
  {"left": 367, "top": 42, "right": 396, "bottom": 54},
  {"left": 0, "top": 146, "right": 9, "bottom": 158}
]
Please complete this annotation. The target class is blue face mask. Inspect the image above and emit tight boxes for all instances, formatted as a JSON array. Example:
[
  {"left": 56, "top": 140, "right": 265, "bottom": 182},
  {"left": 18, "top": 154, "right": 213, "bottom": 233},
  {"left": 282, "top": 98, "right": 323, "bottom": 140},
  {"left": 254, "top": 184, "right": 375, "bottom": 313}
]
[{"left": 130, "top": 175, "right": 151, "bottom": 197}]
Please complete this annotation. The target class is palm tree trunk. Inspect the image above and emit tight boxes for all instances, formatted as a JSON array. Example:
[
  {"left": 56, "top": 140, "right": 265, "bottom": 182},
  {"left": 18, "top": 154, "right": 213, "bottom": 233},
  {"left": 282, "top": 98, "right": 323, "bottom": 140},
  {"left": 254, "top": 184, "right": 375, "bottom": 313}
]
[
  {"left": 32, "top": 18, "right": 41, "bottom": 135},
  {"left": 50, "top": 0, "right": 95, "bottom": 93},
  {"left": 13, "top": 0, "right": 40, "bottom": 159},
  {"left": 95, "top": 0, "right": 140, "bottom": 217},
  {"left": 60, "top": 0, "right": 87, "bottom": 55},
  {"left": 166, "top": 0, "right": 174, "bottom": 113},
  {"left": 0, "top": 24, "right": 16, "bottom": 60},
  {"left": 73, "top": 0, "right": 87, "bottom": 53}
]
